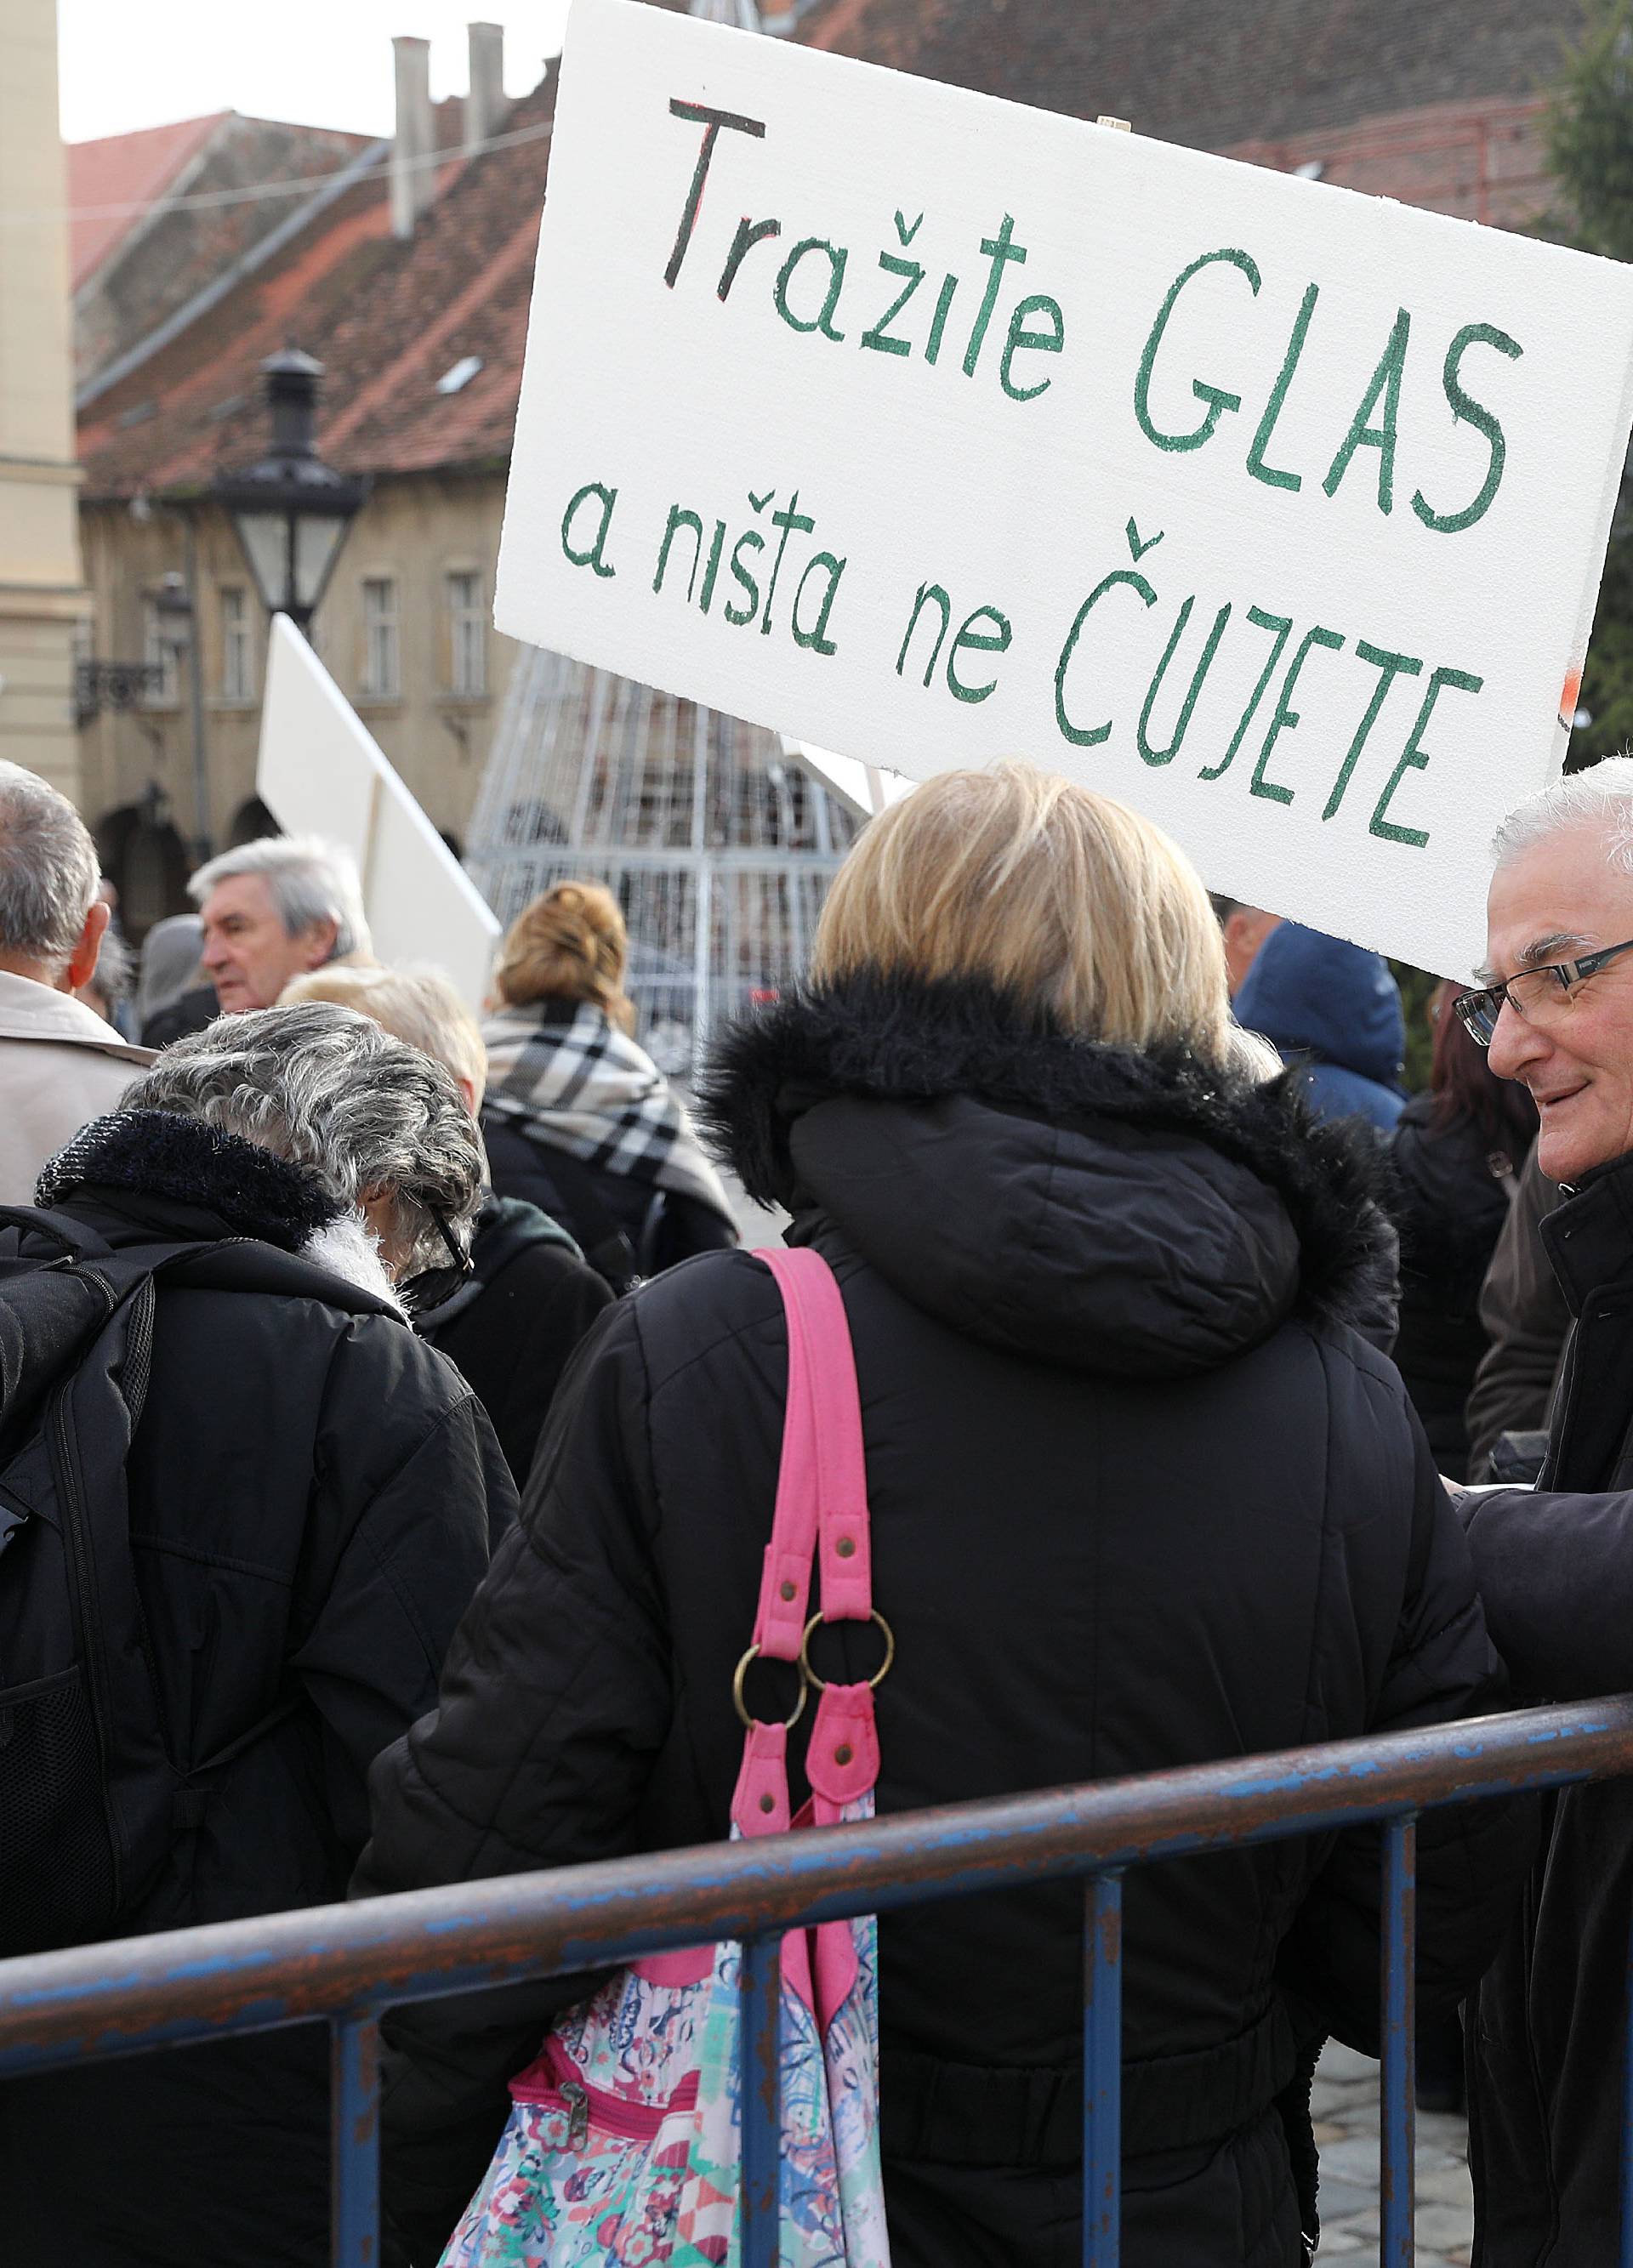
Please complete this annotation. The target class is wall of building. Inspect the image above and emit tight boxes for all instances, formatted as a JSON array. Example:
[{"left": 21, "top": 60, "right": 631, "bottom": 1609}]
[
  {"left": 0, "top": 0, "right": 89, "bottom": 800},
  {"left": 78, "top": 466, "right": 519, "bottom": 915}
]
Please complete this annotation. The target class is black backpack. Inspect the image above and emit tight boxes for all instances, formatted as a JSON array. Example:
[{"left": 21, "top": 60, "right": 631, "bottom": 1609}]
[{"left": 0, "top": 1205, "right": 299, "bottom": 1956}]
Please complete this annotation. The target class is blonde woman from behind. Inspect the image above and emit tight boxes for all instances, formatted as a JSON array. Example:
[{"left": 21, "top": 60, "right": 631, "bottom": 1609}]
[{"left": 360, "top": 764, "right": 1528, "bottom": 2268}]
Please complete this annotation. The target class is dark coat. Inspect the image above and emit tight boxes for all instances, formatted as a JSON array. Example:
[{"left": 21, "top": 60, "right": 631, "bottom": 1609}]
[
  {"left": 1234, "top": 923, "right": 1406, "bottom": 1134},
  {"left": 481, "top": 1113, "right": 736, "bottom": 1284},
  {"left": 358, "top": 976, "right": 1527, "bottom": 2268},
  {"left": 419, "top": 1191, "right": 614, "bottom": 1485},
  {"left": 0, "top": 1110, "right": 515, "bottom": 2268},
  {"left": 1461, "top": 1151, "right": 1633, "bottom": 2265},
  {"left": 139, "top": 981, "right": 219, "bottom": 1051},
  {"left": 1389, "top": 1094, "right": 1521, "bottom": 1482},
  {"left": 1462, "top": 1145, "right": 1568, "bottom": 1481}
]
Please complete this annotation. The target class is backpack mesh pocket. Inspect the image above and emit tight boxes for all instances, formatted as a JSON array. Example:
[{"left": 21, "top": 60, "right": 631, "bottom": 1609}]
[{"left": 0, "top": 1663, "right": 117, "bottom": 1954}]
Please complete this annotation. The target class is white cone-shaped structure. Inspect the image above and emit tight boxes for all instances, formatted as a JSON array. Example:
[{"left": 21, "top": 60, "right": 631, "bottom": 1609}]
[{"left": 464, "top": 657, "right": 862, "bottom": 1073}]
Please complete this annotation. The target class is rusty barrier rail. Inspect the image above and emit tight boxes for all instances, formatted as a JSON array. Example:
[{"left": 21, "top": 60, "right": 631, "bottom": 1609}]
[{"left": 3, "top": 1697, "right": 1633, "bottom": 2266}]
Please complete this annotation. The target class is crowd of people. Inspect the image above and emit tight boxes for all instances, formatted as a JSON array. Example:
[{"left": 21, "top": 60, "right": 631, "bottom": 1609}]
[{"left": 0, "top": 742, "right": 1630, "bottom": 2265}]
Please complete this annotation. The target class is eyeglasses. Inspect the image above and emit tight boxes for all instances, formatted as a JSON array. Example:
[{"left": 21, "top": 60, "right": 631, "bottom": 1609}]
[
  {"left": 1455, "top": 935, "right": 1633, "bottom": 1049},
  {"left": 401, "top": 1208, "right": 475, "bottom": 1314}
]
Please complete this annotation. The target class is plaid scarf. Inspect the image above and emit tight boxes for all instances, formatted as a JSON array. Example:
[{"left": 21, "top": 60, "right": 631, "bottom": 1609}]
[{"left": 481, "top": 1000, "right": 735, "bottom": 1225}]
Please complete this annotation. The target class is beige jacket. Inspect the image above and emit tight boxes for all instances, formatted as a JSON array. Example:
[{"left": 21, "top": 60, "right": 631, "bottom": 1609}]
[{"left": 0, "top": 969, "right": 154, "bottom": 1208}]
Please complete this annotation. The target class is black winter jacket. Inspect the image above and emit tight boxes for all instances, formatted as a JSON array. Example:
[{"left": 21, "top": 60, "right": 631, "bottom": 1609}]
[
  {"left": 1389, "top": 1094, "right": 1522, "bottom": 1482},
  {"left": 419, "top": 1191, "right": 613, "bottom": 1484},
  {"left": 1463, "top": 1145, "right": 1568, "bottom": 1481},
  {"left": 1462, "top": 1150, "right": 1633, "bottom": 2264},
  {"left": 359, "top": 978, "right": 1528, "bottom": 2268},
  {"left": 0, "top": 1111, "right": 515, "bottom": 2268},
  {"left": 139, "top": 981, "right": 219, "bottom": 1052},
  {"left": 481, "top": 1112, "right": 736, "bottom": 1285}
]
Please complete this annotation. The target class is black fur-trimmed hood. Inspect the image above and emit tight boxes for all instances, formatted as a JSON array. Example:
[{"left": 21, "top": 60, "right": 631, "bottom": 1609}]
[
  {"left": 37, "top": 1110, "right": 344, "bottom": 1251},
  {"left": 700, "top": 975, "right": 1397, "bottom": 1377}
]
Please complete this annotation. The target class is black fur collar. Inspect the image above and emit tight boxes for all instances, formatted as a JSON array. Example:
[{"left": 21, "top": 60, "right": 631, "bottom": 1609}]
[
  {"left": 699, "top": 971, "right": 1396, "bottom": 1329},
  {"left": 37, "top": 1111, "right": 343, "bottom": 1251}
]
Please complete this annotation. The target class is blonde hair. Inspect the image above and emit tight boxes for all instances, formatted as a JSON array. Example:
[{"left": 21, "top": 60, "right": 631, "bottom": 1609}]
[
  {"left": 282, "top": 963, "right": 487, "bottom": 1103},
  {"left": 811, "top": 761, "right": 1232, "bottom": 1063},
  {"left": 1226, "top": 1024, "right": 1285, "bottom": 1083},
  {"left": 493, "top": 880, "right": 634, "bottom": 1032}
]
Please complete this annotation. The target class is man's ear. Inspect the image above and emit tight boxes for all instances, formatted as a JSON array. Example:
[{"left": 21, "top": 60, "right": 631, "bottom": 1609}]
[
  {"left": 300, "top": 916, "right": 341, "bottom": 973},
  {"left": 63, "top": 897, "right": 111, "bottom": 994}
]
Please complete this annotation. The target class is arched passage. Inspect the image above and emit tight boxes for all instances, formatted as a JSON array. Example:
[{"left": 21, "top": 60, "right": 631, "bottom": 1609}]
[
  {"left": 94, "top": 803, "right": 191, "bottom": 941},
  {"left": 229, "top": 796, "right": 280, "bottom": 847}
]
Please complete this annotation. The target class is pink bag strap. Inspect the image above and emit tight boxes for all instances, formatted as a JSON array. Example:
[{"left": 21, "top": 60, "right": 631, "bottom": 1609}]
[
  {"left": 750, "top": 1247, "right": 873, "bottom": 1657},
  {"left": 732, "top": 1248, "right": 886, "bottom": 1848}
]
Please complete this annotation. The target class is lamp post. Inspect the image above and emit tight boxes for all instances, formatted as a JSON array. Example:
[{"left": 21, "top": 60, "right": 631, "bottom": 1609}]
[{"left": 213, "top": 350, "right": 370, "bottom": 639}]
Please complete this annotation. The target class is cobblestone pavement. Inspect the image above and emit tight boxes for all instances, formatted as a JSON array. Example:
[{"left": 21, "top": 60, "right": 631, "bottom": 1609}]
[{"left": 1313, "top": 2041, "right": 1472, "bottom": 2265}]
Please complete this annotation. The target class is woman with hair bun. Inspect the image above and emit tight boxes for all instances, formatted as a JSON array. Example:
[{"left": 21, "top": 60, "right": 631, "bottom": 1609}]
[
  {"left": 480, "top": 879, "right": 737, "bottom": 1288},
  {"left": 363, "top": 765, "right": 1528, "bottom": 2268}
]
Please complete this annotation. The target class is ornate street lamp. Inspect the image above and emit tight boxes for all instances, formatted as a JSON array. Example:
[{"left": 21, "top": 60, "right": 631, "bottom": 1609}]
[{"left": 213, "top": 350, "right": 370, "bottom": 638}]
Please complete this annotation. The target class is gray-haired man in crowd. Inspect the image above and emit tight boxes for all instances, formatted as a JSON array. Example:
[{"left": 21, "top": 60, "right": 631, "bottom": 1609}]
[
  {"left": 0, "top": 760, "right": 151, "bottom": 1202},
  {"left": 1455, "top": 753, "right": 1633, "bottom": 2261},
  {"left": 191, "top": 833, "right": 373, "bottom": 1015}
]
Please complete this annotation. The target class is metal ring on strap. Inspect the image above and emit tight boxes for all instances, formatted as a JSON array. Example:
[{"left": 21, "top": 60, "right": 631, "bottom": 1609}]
[
  {"left": 731, "top": 1643, "right": 809, "bottom": 1731},
  {"left": 799, "top": 1609, "right": 896, "bottom": 1693}
]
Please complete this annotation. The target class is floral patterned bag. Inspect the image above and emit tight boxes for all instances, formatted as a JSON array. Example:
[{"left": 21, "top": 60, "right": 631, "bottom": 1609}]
[{"left": 441, "top": 1248, "right": 893, "bottom": 2268}]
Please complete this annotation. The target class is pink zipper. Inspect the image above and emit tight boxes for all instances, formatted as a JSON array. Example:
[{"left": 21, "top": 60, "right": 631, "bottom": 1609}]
[{"left": 509, "top": 2031, "right": 700, "bottom": 2140}]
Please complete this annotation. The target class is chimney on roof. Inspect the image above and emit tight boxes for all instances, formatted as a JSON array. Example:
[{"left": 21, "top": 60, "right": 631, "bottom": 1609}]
[
  {"left": 465, "top": 22, "right": 505, "bottom": 156},
  {"left": 391, "top": 35, "right": 435, "bottom": 239}
]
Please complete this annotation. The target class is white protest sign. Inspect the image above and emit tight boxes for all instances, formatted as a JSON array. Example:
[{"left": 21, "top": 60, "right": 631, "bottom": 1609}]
[
  {"left": 496, "top": 0, "right": 1633, "bottom": 977},
  {"left": 257, "top": 615, "right": 501, "bottom": 1010},
  {"left": 783, "top": 736, "right": 913, "bottom": 821}
]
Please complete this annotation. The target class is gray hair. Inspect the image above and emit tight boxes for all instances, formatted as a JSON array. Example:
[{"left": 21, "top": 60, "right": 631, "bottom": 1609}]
[
  {"left": 121, "top": 999, "right": 481, "bottom": 1277},
  {"left": 84, "top": 924, "right": 134, "bottom": 1009},
  {"left": 189, "top": 834, "right": 372, "bottom": 960},
  {"left": 0, "top": 760, "right": 100, "bottom": 969},
  {"left": 1226, "top": 1022, "right": 1284, "bottom": 1083},
  {"left": 282, "top": 962, "right": 487, "bottom": 1100},
  {"left": 1492, "top": 755, "right": 1633, "bottom": 874}
]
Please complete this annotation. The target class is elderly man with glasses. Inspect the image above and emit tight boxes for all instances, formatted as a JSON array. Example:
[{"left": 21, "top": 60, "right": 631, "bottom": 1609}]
[{"left": 1452, "top": 754, "right": 1633, "bottom": 2265}]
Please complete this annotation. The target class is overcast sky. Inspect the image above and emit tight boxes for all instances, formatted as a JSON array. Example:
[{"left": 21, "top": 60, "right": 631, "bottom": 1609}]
[{"left": 57, "top": 0, "right": 573, "bottom": 143}]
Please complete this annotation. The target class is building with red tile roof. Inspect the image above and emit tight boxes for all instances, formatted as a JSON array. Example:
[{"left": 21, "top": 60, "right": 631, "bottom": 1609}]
[
  {"left": 77, "top": 90, "right": 541, "bottom": 501},
  {"left": 69, "top": 113, "right": 228, "bottom": 288},
  {"left": 70, "top": 112, "right": 377, "bottom": 389},
  {"left": 73, "top": 31, "right": 555, "bottom": 922},
  {"left": 799, "top": 0, "right": 1577, "bottom": 187},
  {"left": 796, "top": 0, "right": 1577, "bottom": 227}
]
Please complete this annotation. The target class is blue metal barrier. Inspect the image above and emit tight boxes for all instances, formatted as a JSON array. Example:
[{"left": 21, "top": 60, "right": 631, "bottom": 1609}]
[{"left": 3, "top": 1697, "right": 1633, "bottom": 2267}]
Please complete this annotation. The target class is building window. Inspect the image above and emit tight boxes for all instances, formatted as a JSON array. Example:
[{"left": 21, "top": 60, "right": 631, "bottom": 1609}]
[
  {"left": 140, "top": 595, "right": 180, "bottom": 708},
  {"left": 220, "top": 586, "right": 254, "bottom": 702},
  {"left": 447, "top": 571, "right": 486, "bottom": 696},
  {"left": 361, "top": 576, "right": 401, "bottom": 698}
]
